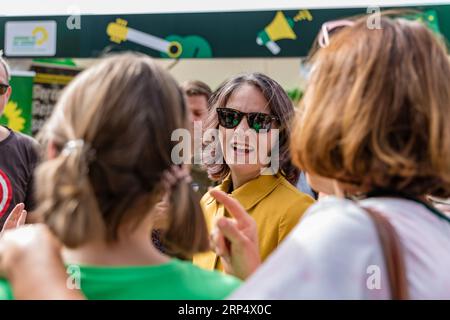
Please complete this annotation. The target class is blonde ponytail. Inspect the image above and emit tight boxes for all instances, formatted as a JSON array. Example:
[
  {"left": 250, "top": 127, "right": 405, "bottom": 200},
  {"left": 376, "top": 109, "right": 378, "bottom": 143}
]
[{"left": 35, "top": 140, "right": 104, "bottom": 248}]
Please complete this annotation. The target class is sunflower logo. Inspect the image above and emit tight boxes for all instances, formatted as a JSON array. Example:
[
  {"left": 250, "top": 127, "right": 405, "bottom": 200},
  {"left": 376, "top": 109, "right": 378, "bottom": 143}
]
[{"left": 3, "top": 101, "right": 25, "bottom": 132}]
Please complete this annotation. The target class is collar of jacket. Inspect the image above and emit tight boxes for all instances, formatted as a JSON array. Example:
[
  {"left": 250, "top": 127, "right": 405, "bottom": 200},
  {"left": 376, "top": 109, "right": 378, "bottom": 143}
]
[{"left": 205, "top": 173, "right": 283, "bottom": 211}]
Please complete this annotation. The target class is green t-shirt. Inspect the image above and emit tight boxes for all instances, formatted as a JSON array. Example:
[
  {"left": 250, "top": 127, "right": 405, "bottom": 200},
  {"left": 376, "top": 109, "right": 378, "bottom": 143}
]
[{"left": 0, "top": 259, "right": 240, "bottom": 300}]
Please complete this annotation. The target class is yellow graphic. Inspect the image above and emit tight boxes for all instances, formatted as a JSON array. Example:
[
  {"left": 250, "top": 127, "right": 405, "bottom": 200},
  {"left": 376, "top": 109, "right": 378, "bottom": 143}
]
[
  {"left": 3, "top": 101, "right": 25, "bottom": 132},
  {"left": 106, "top": 18, "right": 183, "bottom": 58},
  {"left": 257, "top": 10, "right": 313, "bottom": 55},
  {"left": 266, "top": 11, "right": 297, "bottom": 42},
  {"left": 167, "top": 41, "right": 183, "bottom": 58},
  {"left": 32, "top": 26, "right": 49, "bottom": 46},
  {"left": 107, "top": 18, "right": 129, "bottom": 44},
  {"left": 34, "top": 73, "right": 75, "bottom": 85},
  {"left": 294, "top": 10, "right": 313, "bottom": 22}
]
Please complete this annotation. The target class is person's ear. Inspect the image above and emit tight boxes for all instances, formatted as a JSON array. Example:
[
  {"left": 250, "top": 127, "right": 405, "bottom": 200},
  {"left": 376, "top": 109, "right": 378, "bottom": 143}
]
[
  {"left": 47, "top": 140, "right": 58, "bottom": 160},
  {"left": 5, "top": 85, "right": 11, "bottom": 101}
]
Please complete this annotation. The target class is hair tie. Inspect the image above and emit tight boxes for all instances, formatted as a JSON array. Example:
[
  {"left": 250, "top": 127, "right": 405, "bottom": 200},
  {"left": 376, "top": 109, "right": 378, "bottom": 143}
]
[
  {"left": 62, "top": 139, "right": 96, "bottom": 163},
  {"left": 62, "top": 139, "right": 84, "bottom": 154},
  {"left": 161, "top": 165, "right": 192, "bottom": 193}
]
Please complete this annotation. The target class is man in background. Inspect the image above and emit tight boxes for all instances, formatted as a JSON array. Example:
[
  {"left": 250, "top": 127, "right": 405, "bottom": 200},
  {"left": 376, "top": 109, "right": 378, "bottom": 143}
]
[
  {"left": 181, "top": 80, "right": 214, "bottom": 197},
  {"left": 182, "top": 80, "right": 212, "bottom": 123},
  {"left": 0, "top": 53, "right": 39, "bottom": 228}
]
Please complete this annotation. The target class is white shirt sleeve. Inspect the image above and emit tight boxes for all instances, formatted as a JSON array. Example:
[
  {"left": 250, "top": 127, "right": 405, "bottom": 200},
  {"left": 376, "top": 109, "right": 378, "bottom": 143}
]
[{"left": 229, "top": 197, "right": 391, "bottom": 299}]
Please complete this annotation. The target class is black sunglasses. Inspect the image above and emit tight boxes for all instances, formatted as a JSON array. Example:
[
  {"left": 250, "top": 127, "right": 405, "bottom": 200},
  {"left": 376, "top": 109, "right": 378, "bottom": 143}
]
[
  {"left": 0, "top": 84, "right": 9, "bottom": 96},
  {"left": 217, "top": 107, "right": 278, "bottom": 133}
]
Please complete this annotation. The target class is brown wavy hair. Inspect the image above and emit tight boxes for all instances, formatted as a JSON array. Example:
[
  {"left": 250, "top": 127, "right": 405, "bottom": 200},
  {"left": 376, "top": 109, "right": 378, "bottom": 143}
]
[
  {"left": 35, "top": 53, "right": 209, "bottom": 258},
  {"left": 203, "top": 73, "right": 299, "bottom": 185},
  {"left": 292, "top": 16, "right": 450, "bottom": 198}
]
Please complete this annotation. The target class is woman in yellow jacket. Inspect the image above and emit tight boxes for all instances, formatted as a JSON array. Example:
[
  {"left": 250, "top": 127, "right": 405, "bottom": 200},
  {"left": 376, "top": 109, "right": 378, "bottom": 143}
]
[{"left": 194, "top": 73, "right": 314, "bottom": 271}]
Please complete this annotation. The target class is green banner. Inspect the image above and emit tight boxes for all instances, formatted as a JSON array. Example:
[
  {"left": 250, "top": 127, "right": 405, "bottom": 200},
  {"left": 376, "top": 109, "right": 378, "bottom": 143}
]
[
  {"left": 0, "top": 5, "right": 449, "bottom": 58},
  {"left": 0, "top": 72, "right": 34, "bottom": 135}
]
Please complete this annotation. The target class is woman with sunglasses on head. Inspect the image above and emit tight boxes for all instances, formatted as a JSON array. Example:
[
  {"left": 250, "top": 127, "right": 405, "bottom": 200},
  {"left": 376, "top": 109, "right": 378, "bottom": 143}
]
[
  {"left": 211, "top": 15, "right": 450, "bottom": 298},
  {"left": 193, "top": 73, "right": 314, "bottom": 272}
]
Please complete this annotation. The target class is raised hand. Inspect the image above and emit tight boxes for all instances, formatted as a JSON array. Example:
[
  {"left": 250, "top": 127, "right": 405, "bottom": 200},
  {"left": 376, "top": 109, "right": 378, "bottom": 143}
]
[
  {"left": 209, "top": 190, "right": 261, "bottom": 280},
  {"left": 1, "top": 203, "right": 27, "bottom": 234}
]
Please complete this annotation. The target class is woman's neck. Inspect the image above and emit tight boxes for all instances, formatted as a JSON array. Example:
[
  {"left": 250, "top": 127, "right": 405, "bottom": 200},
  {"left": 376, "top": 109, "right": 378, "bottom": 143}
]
[
  {"left": 62, "top": 229, "right": 170, "bottom": 267},
  {"left": 230, "top": 169, "right": 260, "bottom": 190}
]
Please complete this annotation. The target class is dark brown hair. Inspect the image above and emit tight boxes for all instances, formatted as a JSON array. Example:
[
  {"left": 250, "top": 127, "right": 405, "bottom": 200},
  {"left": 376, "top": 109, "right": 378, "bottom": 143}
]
[
  {"left": 204, "top": 72, "right": 299, "bottom": 185},
  {"left": 292, "top": 16, "right": 450, "bottom": 198},
  {"left": 35, "top": 53, "right": 209, "bottom": 257}
]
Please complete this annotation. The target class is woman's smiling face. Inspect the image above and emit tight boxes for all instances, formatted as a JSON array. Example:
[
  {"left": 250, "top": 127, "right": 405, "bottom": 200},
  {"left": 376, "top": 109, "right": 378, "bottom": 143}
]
[{"left": 219, "top": 83, "right": 278, "bottom": 179}]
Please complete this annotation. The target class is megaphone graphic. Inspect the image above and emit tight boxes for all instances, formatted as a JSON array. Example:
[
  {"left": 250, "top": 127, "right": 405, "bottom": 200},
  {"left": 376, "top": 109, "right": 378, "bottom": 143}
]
[{"left": 256, "top": 11, "right": 296, "bottom": 55}]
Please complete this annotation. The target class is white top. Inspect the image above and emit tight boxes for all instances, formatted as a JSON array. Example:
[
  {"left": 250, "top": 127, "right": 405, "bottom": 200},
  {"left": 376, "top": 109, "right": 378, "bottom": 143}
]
[{"left": 230, "top": 196, "right": 450, "bottom": 299}]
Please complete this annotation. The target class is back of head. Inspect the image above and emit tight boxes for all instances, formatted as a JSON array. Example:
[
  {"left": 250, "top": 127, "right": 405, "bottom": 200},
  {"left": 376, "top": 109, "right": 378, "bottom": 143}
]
[
  {"left": 292, "top": 15, "right": 450, "bottom": 197},
  {"left": 181, "top": 80, "right": 212, "bottom": 101},
  {"left": 0, "top": 50, "right": 11, "bottom": 82},
  {"left": 36, "top": 53, "right": 209, "bottom": 257}
]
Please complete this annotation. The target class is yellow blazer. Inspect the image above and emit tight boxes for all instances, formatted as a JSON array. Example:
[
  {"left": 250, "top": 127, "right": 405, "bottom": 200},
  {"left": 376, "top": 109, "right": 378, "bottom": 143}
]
[{"left": 193, "top": 173, "right": 315, "bottom": 271}]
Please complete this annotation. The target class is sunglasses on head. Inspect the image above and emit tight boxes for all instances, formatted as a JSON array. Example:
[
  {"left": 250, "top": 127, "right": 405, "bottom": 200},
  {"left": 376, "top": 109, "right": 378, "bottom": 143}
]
[
  {"left": 0, "top": 84, "right": 9, "bottom": 96},
  {"left": 317, "top": 19, "right": 355, "bottom": 48},
  {"left": 216, "top": 107, "right": 278, "bottom": 133}
]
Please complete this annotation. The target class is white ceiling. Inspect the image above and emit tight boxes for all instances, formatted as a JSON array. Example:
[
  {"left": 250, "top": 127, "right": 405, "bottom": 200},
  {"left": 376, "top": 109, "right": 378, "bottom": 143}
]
[{"left": 0, "top": 0, "right": 447, "bottom": 16}]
